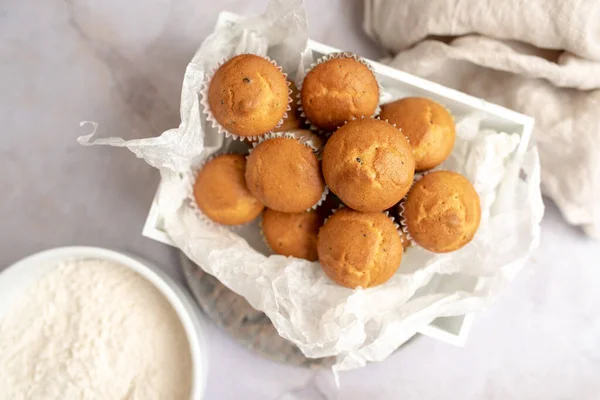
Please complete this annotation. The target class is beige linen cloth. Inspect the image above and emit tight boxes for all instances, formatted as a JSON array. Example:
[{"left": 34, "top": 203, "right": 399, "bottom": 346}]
[{"left": 364, "top": 0, "right": 600, "bottom": 238}]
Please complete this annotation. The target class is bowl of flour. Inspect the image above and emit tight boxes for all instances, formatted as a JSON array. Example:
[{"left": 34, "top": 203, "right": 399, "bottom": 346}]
[{"left": 0, "top": 246, "right": 208, "bottom": 400}]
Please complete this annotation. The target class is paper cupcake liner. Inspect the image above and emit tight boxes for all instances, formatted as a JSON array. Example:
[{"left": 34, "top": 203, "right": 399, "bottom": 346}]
[
  {"left": 310, "top": 185, "right": 330, "bottom": 212},
  {"left": 185, "top": 152, "right": 256, "bottom": 231},
  {"left": 398, "top": 169, "right": 428, "bottom": 247},
  {"left": 200, "top": 53, "right": 293, "bottom": 142},
  {"left": 322, "top": 204, "right": 346, "bottom": 225},
  {"left": 397, "top": 198, "right": 416, "bottom": 247},
  {"left": 383, "top": 209, "right": 405, "bottom": 243},
  {"left": 271, "top": 126, "right": 327, "bottom": 150},
  {"left": 297, "top": 52, "right": 383, "bottom": 134},
  {"left": 247, "top": 131, "right": 329, "bottom": 211},
  {"left": 382, "top": 210, "right": 401, "bottom": 232},
  {"left": 248, "top": 130, "right": 323, "bottom": 156},
  {"left": 315, "top": 191, "right": 343, "bottom": 220}
]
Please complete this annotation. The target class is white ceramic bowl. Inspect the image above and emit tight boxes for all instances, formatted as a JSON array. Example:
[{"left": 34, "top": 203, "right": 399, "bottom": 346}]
[{"left": 0, "top": 246, "right": 209, "bottom": 400}]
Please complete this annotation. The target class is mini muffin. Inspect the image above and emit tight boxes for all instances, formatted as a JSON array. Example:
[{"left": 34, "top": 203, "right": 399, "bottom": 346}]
[
  {"left": 208, "top": 54, "right": 289, "bottom": 137},
  {"left": 322, "top": 119, "right": 415, "bottom": 212},
  {"left": 317, "top": 209, "right": 403, "bottom": 289},
  {"left": 193, "top": 154, "right": 264, "bottom": 225},
  {"left": 274, "top": 81, "right": 303, "bottom": 132},
  {"left": 379, "top": 97, "right": 456, "bottom": 171},
  {"left": 262, "top": 208, "right": 323, "bottom": 261},
  {"left": 245, "top": 137, "right": 325, "bottom": 213},
  {"left": 403, "top": 171, "right": 481, "bottom": 253},
  {"left": 301, "top": 56, "right": 379, "bottom": 131}
]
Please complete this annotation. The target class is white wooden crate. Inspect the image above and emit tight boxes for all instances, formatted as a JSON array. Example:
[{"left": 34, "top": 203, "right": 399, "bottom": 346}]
[{"left": 143, "top": 28, "right": 534, "bottom": 347}]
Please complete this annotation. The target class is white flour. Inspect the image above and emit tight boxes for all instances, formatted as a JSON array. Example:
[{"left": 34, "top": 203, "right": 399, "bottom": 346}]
[{"left": 0, "top": 259, "right": 192, "bottom": 400}]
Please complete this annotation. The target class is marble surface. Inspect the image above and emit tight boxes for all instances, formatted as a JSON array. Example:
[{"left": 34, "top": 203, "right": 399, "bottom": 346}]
[{"left": 2, "top": 0, "right": 600, "bottom": 399}]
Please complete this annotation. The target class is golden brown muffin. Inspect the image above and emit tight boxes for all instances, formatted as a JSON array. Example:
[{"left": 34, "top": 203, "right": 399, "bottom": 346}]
[
  {"left": 273, "top": 81, "right": 303, "bottom": 132},
  {"left": 322, "top": 119, "right": 415, "bottom": 212},
  {"left": 245, "top": 137, "right": 325, "bottom": 213},
  {"left": 262, "top": 208, "right": 323, "bottom": 261},
  {"left": 379, "top": 97, "right": 456, "bottom": 171},
  {"left": 208, "top": 54, "right": 289, "bottom": 137},
  {"left": 301, "top": 56, "right": 379, "bottom": 131},
  {"left": 403, "top": 171, "right": 481, "bottom": 253},
  {"left": 317, "top": 209, "right": 403, "bottom": 288},
  {"left": 193, "top": 154, "right": 264, "bottom": 225}
]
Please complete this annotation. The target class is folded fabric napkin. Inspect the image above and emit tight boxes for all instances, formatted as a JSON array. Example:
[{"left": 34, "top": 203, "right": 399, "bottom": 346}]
[{"left": 364, "top": 0, "right": 600, "bottom": 238}]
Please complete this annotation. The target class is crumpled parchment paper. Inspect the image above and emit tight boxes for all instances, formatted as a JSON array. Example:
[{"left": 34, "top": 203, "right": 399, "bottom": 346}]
[{"left": 78, "top": 0, "right": 543, "bottom": 370}]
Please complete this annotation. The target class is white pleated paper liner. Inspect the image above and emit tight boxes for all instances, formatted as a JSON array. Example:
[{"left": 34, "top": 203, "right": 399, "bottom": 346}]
[
  {"left": 200, "top": 53, "right": 293, "bottom": 142},
  {"left": 297, "top": 52, "right": 383, "bottom": 134},
  {"left": 185, "top": 152, "right": 260, "bottom": 231},
  {"left": 396, "top": 198, "right": 416, "bottom": 247},
  {"left": 247, "top": 131, "right": 330, "bottom": 212},
  {"left": 252, "top": 129, "right": 325, "bottom": 155},
  {"left": 310, "top": 185, "right": 329, "bottom": 211},
  {"left": 248, "top": 130, "right": 323, "bottom": 154},
  {"left": 321, "top": 203, "right": 344, "bottom": 225}
]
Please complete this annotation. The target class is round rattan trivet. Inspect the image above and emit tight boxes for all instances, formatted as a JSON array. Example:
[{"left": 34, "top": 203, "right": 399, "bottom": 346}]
[{"left": 180, "top": 252, "right": 335, "bottom": 368}]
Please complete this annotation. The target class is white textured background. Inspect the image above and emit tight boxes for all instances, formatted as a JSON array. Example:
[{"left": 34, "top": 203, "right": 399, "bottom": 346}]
[{"left": 1, "top": 0, "right": 600, "bottom": 398}]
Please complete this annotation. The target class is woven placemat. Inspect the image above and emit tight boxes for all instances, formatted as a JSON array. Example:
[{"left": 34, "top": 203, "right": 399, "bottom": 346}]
[{"left": 180, "top": 252, "right": 334, "bottom": 368}]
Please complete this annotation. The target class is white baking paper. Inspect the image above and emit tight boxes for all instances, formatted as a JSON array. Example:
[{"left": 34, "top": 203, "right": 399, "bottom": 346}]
[{"left": 78, "top": 0, "right": 544, "bottom": 371}]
